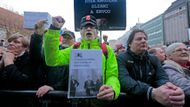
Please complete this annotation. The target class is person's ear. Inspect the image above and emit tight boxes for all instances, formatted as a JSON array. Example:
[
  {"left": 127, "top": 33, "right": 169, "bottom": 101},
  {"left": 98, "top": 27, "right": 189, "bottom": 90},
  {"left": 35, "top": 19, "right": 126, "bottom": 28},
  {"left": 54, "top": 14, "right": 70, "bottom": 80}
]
[{"left": 128, "top": 44, "right": 131, "bottom": 47}]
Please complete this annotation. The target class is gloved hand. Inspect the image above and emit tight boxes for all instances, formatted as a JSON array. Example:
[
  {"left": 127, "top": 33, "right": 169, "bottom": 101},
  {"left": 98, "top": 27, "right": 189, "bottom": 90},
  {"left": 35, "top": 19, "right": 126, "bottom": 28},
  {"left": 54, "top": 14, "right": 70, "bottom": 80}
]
[
  {"left": 51, "top": 16, "right": 65, "bottom": 29},
  {"left": 34, "top": 20, "right": 48, "bottom": 35}
]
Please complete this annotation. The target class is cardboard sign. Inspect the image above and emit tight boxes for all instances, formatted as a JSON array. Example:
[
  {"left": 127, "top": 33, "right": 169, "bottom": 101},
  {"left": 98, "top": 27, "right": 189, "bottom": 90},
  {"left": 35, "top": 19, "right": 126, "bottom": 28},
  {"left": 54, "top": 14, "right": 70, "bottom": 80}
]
[{"left": 23, "top": 11, "right": 52, "bottom": 29}]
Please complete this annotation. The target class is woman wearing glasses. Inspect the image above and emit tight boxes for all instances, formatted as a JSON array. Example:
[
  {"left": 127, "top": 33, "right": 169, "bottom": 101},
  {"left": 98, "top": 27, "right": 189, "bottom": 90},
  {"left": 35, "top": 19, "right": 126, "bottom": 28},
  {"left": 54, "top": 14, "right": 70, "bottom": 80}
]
[{"left": 163, "top": 42, "right": 190, "bottom": 107}]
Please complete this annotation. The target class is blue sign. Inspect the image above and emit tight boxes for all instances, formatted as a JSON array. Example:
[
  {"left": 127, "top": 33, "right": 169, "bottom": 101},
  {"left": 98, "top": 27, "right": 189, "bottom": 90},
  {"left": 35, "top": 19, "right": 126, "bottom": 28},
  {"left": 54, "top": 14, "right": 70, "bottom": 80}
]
[
  {"left": 74, "top": 0, "right": 126, "bottom": 31},
  {"left": 23, "top": 11, "right": 52, "bottom": 29}
]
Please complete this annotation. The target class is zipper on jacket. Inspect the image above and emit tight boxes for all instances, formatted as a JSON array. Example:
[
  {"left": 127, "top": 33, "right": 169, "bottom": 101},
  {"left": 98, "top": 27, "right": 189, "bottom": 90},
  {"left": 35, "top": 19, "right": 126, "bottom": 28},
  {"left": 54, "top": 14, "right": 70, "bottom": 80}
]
[
  {"left": 139, "top": 65, "right": 142, "bottom": 79},
  {"left": 139, "top": 57, "right": 143, "bottom": 79},
  {"left": 88, "top": 43, "right": 90, "bottom": 49}
]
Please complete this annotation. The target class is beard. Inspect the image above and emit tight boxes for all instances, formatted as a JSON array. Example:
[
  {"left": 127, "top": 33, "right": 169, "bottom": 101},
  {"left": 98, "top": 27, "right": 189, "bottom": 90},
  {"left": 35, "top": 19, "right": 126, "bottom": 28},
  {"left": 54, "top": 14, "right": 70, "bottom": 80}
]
[{"left": 84, "top": 32, "right": 94, "bottom": 40}]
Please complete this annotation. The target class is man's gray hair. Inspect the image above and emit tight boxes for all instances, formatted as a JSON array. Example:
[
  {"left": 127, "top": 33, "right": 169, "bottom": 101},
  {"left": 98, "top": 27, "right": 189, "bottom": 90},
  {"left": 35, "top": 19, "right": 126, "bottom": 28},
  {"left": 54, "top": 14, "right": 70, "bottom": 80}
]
[{"left": 165, "top": 42, "right": 185, "bottom": 56}]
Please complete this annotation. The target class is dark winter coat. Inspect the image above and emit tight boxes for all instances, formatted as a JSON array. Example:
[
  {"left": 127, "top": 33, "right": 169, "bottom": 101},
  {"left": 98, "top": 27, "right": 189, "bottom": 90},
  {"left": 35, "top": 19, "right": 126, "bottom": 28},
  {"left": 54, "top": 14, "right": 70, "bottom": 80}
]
[
  {"left": 117, "top": 49, "right": 169, "bottom": 106},
  {"left": 0, "top": 51, "right": 37, "bottom": 90},
  {"left": 30, "top": 33, "right": 69, "bottom": 90}
]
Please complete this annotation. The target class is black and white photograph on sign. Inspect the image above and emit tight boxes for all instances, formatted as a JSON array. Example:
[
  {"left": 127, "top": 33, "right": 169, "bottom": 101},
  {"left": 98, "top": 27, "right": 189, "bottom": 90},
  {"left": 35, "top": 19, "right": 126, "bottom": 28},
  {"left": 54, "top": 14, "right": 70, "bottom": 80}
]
[
  {"left": 68, "top": 69, "right": 102, "bottom": 98},
  {"left": 68, "top": 49, "right": 102, "bottom": 99}
]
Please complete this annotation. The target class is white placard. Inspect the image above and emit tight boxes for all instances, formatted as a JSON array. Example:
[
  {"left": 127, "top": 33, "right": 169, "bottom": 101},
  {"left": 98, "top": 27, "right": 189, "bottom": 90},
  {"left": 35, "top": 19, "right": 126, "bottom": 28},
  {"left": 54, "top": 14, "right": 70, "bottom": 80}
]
[
  {"left": 68, "top": 49, "right": 103, "bottom": 99},
  {"left": 23, "top": 11, "right": 52, "bottom": 29}
]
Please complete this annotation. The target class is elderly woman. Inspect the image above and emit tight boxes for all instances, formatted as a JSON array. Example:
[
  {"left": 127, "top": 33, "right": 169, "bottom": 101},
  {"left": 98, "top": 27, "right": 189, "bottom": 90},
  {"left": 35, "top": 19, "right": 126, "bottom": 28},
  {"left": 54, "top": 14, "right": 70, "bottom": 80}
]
[
  {"left": 0, "top": 33, "right": 37, "bottom": 90},
  {"left": 163, "top": 42, "right": 190, "bottom": 106}
]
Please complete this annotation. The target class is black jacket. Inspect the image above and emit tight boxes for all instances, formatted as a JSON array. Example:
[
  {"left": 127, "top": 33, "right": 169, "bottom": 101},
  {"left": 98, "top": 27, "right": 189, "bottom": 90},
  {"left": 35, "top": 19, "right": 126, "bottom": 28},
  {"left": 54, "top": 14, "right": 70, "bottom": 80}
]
[
  {"left": 30, "top": 33, "right": 69, "bottom": 90},
  {"left": 117, "top": 49, "right": 169, "bottom": 99},
  {"left": 0, "top": 52, "right": 37, "bottom": 90}
]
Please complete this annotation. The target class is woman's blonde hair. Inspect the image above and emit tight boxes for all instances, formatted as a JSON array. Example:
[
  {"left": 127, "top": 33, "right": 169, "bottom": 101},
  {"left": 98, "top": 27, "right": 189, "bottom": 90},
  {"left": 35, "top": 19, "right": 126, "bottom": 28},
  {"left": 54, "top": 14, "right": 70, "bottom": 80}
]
[{"left": 8, "top": 33, "right": 29, "bottom": 48}]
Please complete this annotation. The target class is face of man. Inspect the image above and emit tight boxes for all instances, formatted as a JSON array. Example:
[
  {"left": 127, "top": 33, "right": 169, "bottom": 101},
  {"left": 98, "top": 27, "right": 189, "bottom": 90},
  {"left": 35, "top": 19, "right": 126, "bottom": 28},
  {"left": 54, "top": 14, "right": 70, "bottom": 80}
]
[
  {"left": 62, "top": 35, "right": 74, "bottom": 47},
  {"left": 80, "top": 24, "right": 98, "bottom": 40},
  {"left": 169, "top": 44, "right": 189, "bottom": 64},
  {"left": 7, "top": 37, "right": 26, "bottom": 56},
  {"left": 155, "top": 48, "right": 166, "bottom": 62},
  {"left": 129, "top": 32, "right": 148, "bottom": 55}
]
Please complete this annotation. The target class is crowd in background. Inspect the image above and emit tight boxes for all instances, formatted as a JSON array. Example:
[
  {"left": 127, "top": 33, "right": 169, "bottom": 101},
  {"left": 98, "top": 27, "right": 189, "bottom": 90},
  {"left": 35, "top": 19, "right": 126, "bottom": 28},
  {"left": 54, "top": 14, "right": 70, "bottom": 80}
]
[{"left": 0, "top": 15, "right": 190, "bottom": 107}]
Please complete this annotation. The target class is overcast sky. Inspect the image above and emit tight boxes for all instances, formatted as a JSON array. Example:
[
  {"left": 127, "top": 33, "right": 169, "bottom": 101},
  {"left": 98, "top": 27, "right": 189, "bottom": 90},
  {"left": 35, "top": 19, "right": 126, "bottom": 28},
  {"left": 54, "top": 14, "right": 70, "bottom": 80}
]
[{"left": 0, "top": 0, "right": 175, "bottom": 40}]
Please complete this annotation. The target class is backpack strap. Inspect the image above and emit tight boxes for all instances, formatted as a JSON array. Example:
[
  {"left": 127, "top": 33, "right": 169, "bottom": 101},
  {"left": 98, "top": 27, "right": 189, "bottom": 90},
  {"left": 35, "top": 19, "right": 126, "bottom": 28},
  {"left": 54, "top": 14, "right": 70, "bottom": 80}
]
[
  {"left": 73, "top": 42, "right": 80, "bottom": 49},
  {"left": 100, "top": 43, "right": 108, "bottom": 83},
  {"left": 101, "top": 43, "right": 108, "bottom": 59}
]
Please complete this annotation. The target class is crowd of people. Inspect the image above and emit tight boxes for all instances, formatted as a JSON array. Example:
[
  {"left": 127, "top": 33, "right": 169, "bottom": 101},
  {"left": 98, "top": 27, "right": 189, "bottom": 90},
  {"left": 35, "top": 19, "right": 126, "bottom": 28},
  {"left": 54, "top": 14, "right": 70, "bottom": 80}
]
[{"left": 0, "top": 14, "right": 190, "bottom": 107}]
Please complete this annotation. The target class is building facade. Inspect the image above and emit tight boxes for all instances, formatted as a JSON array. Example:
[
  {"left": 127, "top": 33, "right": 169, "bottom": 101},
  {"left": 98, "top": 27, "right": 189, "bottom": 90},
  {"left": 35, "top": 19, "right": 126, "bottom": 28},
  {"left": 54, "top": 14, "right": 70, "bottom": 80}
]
[
  {"left": 141, "top": 14, "right": 164, "bottom": 47},
  {"left": 119, "top": 0, "right": 190, "bottom": 47},
  {"left": 0, "top": 7, "right": 32, "bottom": 40},
  {"left": 118, "top": 23, "right": 142, "bottom": 48},
  {"left": 164, "top": 0, "right": 190, "bottom": 45}
]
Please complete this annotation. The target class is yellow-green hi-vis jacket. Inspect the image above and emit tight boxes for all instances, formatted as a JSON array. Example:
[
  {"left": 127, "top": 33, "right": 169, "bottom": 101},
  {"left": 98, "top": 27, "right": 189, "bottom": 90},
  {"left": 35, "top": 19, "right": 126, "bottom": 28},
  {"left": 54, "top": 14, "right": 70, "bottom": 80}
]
[{"left": 44, "top": 29, "right": 120, "bottom": 99}]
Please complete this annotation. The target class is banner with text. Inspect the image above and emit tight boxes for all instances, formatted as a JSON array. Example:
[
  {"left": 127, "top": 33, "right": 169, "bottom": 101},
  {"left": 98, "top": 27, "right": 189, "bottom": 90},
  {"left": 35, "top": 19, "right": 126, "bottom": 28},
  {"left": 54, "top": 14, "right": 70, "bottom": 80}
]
[{"left": 74, "top": 0, "right": 126, "bottom": 31}]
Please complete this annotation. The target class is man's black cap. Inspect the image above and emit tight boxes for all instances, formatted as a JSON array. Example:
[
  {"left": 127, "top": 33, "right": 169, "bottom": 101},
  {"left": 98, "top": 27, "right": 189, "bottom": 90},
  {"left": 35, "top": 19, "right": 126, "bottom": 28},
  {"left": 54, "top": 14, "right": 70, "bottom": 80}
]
[
  {"left": 61, "top": 30, "right": 75, "bottom": 39},
  {"left": 80, "top": 15, "right": 97, "bottom": 28}
]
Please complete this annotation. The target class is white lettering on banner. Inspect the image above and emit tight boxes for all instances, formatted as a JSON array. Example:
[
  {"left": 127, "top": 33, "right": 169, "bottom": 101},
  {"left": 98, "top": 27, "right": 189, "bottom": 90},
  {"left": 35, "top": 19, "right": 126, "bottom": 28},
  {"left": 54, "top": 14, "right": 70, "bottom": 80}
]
[
  {"left": 97, "top": 0, "right": 117, "bottom": 3},
  {"left": 96, "top": 10, "right": 111, "bottom": 14},
  {"left": 85, "top": 0, "right": 117, "bottom": 3},
  {"left": 90, "top": 10, "right": 94, "bottom": 14},
  {"left": 91, "top": 4, "right": 109, "bottom": 8},
  {"left": 85, "top": 0, "right": 96, "bottom": 3}
]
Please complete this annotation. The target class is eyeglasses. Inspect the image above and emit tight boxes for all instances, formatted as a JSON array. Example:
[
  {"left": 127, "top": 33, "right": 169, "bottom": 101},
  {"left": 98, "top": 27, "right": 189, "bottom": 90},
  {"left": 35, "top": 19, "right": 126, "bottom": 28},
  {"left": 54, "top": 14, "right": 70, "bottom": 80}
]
[
  {"left": 62, "top": 35, "right": 73, "bottom": 40},
  {"left": 173, "top": 48, "right": 188, "bottom": 53}
]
